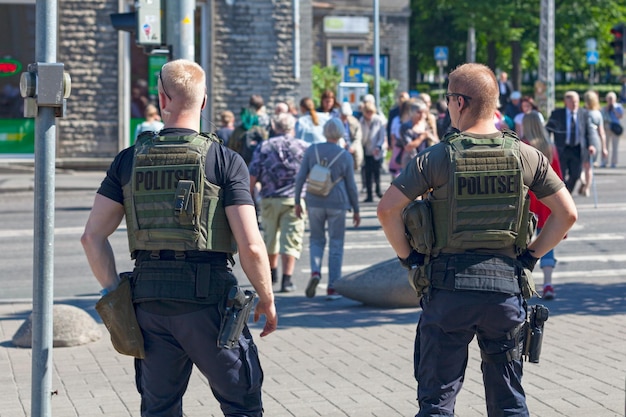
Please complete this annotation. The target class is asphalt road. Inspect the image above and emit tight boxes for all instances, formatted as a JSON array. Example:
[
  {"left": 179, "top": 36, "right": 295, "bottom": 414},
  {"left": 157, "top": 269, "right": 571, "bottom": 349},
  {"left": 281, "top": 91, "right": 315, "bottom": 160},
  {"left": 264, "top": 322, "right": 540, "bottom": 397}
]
[{"left": 0, "top": 166, "right": 625, "bottom": 301}]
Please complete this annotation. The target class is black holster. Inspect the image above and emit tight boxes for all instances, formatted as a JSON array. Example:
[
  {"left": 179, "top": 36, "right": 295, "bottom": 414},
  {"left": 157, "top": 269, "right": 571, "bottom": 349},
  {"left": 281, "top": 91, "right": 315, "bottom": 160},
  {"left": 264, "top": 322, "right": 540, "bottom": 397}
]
[
  {"left": 523, "top": 304, "right": 549, "bottom": 363},
  {"left": 217, "top": 286, "right": 256, "bottom": 349}
]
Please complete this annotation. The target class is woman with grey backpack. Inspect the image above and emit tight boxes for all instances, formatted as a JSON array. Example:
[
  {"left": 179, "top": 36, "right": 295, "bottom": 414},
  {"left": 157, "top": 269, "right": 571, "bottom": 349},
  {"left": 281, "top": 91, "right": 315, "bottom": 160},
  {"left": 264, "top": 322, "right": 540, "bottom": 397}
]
[{"left": 294, "top": 118, "right": 361, "bottom": 300}]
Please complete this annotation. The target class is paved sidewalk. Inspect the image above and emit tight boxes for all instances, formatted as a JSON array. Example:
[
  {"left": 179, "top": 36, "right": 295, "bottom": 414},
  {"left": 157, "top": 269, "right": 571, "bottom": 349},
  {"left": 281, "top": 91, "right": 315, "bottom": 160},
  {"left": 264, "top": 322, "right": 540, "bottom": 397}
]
[
  {"left": 1, "top": 160, "right": 626, "bottom": 416},
  {"left": 2, "top": 282, "right": 626, "bottom": 417}
]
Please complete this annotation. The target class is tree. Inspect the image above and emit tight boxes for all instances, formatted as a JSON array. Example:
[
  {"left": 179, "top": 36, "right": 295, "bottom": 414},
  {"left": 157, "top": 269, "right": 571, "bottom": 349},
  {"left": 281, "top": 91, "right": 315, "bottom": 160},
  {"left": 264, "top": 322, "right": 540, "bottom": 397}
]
[{"left": 409, "top": 0, "right": 626, "bottom": 87}]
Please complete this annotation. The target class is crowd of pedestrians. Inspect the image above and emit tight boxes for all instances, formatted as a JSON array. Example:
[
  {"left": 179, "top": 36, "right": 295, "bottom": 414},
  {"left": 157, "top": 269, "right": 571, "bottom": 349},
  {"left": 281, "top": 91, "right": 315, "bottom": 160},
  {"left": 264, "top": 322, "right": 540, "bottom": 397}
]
[{"left": 222, "top": 90, "right": 451, "bottom": 299}]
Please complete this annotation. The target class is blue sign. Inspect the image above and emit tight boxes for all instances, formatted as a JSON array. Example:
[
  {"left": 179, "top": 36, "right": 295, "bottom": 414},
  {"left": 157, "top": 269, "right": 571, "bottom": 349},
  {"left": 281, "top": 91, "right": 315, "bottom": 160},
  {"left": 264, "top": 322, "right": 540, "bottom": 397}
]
[
  {"left": 434, "top": 46, "right": 449, "bottom": 62},
  {"left": 343, "top": 66, "right": 364, "bottom": 82},
  {"left": 586, "top": 51, "right": 599, "bottom": 65},
  {"left": 348, "top": 54, "right": 389, "bottom": 79}
]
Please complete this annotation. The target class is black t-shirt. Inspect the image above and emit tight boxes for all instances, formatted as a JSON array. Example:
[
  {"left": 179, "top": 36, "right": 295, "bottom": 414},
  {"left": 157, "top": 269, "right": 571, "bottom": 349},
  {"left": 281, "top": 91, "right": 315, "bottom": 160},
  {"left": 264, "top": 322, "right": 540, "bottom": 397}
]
[{"left": 98, "top": 128, "right": 254, "bottom": 207}]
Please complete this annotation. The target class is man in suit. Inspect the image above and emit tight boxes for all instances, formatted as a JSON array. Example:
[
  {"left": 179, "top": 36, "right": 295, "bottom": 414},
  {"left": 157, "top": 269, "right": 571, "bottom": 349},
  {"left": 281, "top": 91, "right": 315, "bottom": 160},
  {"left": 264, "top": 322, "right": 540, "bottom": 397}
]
[
  {"left": 546, "top": 91, "right": 598, "bottom": 192},
  {"left": 498, "top": 72, "right": 514, "bottom": 109}
]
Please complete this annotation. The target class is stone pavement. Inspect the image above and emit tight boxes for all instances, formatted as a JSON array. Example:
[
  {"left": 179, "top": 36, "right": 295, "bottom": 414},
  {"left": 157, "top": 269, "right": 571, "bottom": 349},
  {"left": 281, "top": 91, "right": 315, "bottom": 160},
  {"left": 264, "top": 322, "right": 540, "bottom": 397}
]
[
  {"left": 1, "top": 160, "right": 626, "bottom": 416},
  {"left": 1, "top": 286, "right": 626, "bottom": 417}
]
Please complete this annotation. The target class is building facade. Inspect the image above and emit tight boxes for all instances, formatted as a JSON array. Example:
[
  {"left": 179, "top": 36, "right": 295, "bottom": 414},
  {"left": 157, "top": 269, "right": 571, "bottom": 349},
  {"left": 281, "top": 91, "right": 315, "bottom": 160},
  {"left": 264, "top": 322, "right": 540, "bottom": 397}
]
[
  {"left": 0, "top": 0, "right": 409, "bottom": 161},
  {"left": 312, "top": 0, "right": 410, "bottom": 92}
]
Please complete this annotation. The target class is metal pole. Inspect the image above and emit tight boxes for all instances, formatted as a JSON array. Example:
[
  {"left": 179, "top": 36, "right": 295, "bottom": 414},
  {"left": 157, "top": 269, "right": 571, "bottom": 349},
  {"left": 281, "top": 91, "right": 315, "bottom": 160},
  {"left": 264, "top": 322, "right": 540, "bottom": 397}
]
[
  {"left": 438, "top": 62, "right": 444, "bottom": 100},
  {"left": 32, "top": 0, "right": 57, "bottom": 416},
  {"left": 293, "top": 0, "right": 300, "bottom": 80},
  {"left": 118, "top": 0, "right": 130, "bottom": 150},
  {"left": 167, "top": 0, "right": 195, "bottom": 60},
  {"left": 466, "top": 26, "right": 476, "bottom": 63},
  {"left": 373, "top": 0, "right": 380, "bottom": 110},
  {"left": 539, "top": 0, "right": 555, "bottom": 116}
]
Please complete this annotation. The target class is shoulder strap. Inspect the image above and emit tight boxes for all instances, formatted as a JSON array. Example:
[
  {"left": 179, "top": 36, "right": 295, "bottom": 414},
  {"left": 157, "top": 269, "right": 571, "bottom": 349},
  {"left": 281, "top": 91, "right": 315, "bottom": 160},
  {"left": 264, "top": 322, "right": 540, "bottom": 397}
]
[
  {"left": 326, "top": 149, "right": 345, "bottom": 168},
  {"left": 314, "top": 145, "right": 321, "bottom": 164}
]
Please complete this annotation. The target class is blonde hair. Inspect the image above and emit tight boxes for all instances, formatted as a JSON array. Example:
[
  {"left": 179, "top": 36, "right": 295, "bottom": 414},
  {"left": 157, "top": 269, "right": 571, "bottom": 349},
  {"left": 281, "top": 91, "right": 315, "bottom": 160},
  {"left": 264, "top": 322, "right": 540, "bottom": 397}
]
[
  {"left": 583, "top": 90, "right": 600, "bottom": 111},
  {"left": 362, "top": 101, "right": 377, "bottom": 115},
  {"left": 522, "top": 111, "right": 553, "bottom": 163},
  {"left": 160, "top": 59, "right": 206, "bottom": 113},
  {"left": 448, "top": 63, "right": 499, "bottom": 121}
]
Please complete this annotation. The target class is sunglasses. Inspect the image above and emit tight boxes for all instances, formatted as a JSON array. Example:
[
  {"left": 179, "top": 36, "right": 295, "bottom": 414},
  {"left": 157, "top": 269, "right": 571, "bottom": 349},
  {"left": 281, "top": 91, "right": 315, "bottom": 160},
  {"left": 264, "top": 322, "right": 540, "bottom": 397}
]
[
  {"left": 445, "top": 92, "right": 472, "bottom": 105},
  {"left": 158, "top": 71, "right": 172, "bottom": 100}
]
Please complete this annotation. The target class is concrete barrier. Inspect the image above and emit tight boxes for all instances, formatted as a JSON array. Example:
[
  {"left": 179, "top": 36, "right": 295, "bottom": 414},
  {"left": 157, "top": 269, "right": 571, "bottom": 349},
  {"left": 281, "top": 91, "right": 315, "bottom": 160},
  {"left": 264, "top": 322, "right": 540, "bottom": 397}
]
[
  {"left": 334, "top": 258, "right": 421, "bottom": 308},
  {"left": 12, "top": 304, "right": 101, "bottom": 348}
]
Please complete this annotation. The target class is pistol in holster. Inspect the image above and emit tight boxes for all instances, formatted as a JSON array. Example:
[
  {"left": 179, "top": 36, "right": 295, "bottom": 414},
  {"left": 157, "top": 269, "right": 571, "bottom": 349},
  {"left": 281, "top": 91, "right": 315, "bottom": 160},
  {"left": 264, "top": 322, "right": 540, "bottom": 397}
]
[
  {"left": 523, "top": 304, "right": 549, "bottom": 363},
  {"left": 217, "top": 286, "right": 256, "bottom": 349}
]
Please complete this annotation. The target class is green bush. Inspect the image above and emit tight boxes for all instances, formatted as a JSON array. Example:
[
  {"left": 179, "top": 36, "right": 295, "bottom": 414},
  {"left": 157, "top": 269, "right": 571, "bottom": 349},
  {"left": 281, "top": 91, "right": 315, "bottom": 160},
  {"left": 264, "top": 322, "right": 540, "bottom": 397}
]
[
  {"left": 311, "top": 64, "right": 342, "bottom": 106},
  {"left": 311, "top": 63, "right": 400, "bottom": 115}
]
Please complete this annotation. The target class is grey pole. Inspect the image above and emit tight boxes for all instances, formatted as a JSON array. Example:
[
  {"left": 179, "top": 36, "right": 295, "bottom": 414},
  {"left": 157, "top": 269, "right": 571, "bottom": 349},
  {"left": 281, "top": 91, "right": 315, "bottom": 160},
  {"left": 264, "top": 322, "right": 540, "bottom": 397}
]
[
  {"left": 373, "top": 0, "right": 380, "bottom": 110},
  {"left": 32, "top": 0, "right": 57, "bottom": 415},
  {"left": 293, "top": 0, "right": 301, "bottom": 80},
  {"left": 539, "top": 0, "right": 555, "bottom": 116},
  {"left": 167, "top": 0, "right": 196, "bottom": 60}
]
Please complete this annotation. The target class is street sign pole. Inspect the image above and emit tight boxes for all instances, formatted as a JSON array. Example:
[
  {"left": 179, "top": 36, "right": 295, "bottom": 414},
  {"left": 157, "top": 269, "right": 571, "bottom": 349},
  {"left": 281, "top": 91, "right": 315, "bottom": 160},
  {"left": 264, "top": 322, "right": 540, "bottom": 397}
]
[
  {"left": 586, "top": 39, "right": 598, "bottom": 87},
  {"left": 438, "top": 62, "right": 444, "bottom": 99},
  {"left": 434, "top": 46, "right": 449, "bottom": 99}
]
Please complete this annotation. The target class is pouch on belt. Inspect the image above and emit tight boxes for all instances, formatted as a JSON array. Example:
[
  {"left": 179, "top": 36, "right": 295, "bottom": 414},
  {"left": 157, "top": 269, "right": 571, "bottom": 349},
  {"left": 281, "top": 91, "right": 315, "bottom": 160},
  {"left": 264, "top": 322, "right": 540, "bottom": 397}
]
[{"left": 95, "top": 272, "right": 145, "bottom": 359}]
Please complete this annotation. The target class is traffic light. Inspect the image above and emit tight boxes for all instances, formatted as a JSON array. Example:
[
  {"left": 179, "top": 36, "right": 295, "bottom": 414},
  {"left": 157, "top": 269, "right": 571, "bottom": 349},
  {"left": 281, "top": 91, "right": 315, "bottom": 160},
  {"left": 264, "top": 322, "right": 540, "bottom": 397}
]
[
  {"left": 110, "top": 0, "right": 163, "bottom": 47},
  {"left": 610, "top": 23, "right": 625, "bottom": 68}
]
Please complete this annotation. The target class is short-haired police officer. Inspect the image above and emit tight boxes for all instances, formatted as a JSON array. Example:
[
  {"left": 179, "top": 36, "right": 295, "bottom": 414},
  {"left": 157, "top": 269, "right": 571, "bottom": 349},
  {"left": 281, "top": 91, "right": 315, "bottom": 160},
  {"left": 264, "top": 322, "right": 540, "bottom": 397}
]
[
  {"left": 377, "top": 63, "right": 577, "bottom": 416},
  {"left": 82, "top": 59, "right": 277, "bottom": 417}
]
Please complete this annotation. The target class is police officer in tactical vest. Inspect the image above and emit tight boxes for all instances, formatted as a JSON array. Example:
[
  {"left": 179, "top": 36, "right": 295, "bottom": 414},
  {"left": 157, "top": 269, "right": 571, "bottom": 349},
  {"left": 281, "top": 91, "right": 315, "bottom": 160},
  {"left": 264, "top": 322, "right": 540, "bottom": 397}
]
[
  {"left": 377, "top": 63, "right": 577, "bottom": 416},
  {"left": 82, "top": 59, "right": 277, "bottom": 417}
]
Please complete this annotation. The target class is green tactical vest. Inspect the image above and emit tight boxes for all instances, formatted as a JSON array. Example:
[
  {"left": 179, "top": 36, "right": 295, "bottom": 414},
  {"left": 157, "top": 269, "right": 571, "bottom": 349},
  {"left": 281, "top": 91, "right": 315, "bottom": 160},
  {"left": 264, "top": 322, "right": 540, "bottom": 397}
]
[
  {"left": 429, "top": 131, "right": 533, "bottom": 256},
  {"left": 123, "top": 132, "right": 237, "bottom": 258}
]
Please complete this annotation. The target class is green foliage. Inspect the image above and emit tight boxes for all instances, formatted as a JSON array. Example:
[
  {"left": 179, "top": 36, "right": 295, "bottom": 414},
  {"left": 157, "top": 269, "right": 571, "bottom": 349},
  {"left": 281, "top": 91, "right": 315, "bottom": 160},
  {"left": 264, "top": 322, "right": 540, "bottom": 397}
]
[
  {"left": 409, "top": 0, "right": 626, "bottom": 87},
  {"left": 363, "top": 74, "right": 399, "bottom": 116},
  {"left": 311, "top": 63, "right": 400, "bottom": 116},
  {"left": 311, "top": 64, "right": 341, "bottom": 106}
]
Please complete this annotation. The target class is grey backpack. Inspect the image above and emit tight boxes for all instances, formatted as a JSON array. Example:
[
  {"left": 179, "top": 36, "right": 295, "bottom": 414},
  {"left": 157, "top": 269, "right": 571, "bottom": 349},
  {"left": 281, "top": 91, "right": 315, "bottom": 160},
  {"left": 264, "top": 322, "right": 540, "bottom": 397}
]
[{"left": 306, "top": 146, "right": 344, "bottom": 197}]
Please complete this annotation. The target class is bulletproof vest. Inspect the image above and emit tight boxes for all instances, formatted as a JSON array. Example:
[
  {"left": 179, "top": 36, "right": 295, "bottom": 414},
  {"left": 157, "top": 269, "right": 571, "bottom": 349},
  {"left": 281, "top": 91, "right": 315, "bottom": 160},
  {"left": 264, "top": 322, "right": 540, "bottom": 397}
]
[
  {"left": 429, "top": 131, "right": 532, "bottom": 255},
  {"left": 123, "top": 132, "right": 237, "bottom": 257}
]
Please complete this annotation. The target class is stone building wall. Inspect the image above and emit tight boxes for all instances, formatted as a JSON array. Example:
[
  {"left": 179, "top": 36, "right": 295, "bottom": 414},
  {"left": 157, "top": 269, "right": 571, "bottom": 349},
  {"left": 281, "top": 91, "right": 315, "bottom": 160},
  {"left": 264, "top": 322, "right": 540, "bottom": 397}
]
[
  {"left": 51, "top": 0, "right": 313, "bottom": 159},
  {"left": 382, "top": 15, "right": 410, "bottom": 91},
  {"left": 57, "top": 0, "right": 120, "bottom": 158},
  {"left": 211, "top": 0, "right": 311, "bottom": 122}
]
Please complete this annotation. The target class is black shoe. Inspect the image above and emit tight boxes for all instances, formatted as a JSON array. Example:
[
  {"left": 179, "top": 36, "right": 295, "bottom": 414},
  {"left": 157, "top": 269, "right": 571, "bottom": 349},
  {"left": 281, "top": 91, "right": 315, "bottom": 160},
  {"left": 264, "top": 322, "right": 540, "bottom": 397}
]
[
  {"left": 376, "top": 193, "right": 383, "bottom": 198},
  {"left": 281, "top": 283, "right": 296, "bottom": 293},
  {"left": 305, "top": 273, "right": 321, "bottom": 298},
  {"left": 363, "top": 197, "right": 373, "bottom": 203}
]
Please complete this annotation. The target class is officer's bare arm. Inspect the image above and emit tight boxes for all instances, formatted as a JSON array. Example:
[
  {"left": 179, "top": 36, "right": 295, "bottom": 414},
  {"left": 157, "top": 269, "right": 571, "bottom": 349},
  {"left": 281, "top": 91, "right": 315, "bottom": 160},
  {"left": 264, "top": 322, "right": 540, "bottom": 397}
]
[
  {"left": 81, "top": 194, "right": 125, "bottom": 292},
  {"left": 225, "top": 204, "right": 277, "bottom": 337},
  {"left": 377, "top": 185, "right": 413, "bottom": 259},
  {"left": 530, "top": 187, "right": 578, "bottom": 258}
]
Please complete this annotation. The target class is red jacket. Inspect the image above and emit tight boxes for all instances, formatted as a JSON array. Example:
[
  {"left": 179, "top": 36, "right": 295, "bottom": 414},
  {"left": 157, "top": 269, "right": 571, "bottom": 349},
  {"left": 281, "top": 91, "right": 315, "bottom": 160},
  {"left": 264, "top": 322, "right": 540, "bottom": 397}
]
[{"left": 529, "top": 145, "right": 563, "bottom": 229}]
